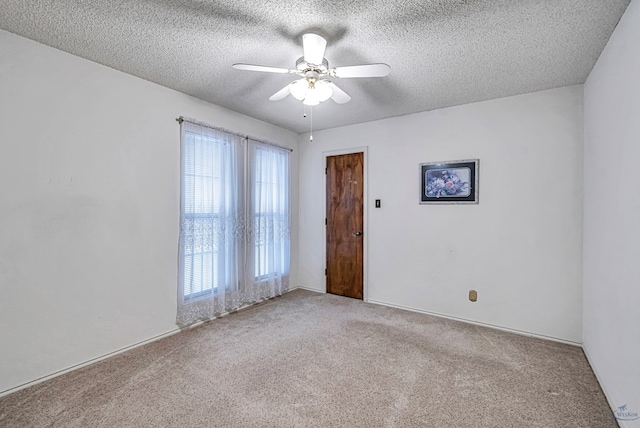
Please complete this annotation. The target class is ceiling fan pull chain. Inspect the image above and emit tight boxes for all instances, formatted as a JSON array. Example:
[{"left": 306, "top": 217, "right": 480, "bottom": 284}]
[{"left": 310, "top": 107, "right": 313, "bottom": 142}]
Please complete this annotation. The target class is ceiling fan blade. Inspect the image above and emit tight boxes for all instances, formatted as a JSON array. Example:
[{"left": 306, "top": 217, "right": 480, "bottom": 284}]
[
  {"left": 303, "top": 33, "right": 327, "bottom": 65},
  {"left": 269, "top": 84, "right": 291, "bottom": 101},
  {"left": 327, "top": 82, "right": 351, "bottom": 104},
  {"left": 333, "top": 63, "right": 391, "bottom": 78},
  {"left": 232, "top": 63, "right": 291, "bottom": 74}
]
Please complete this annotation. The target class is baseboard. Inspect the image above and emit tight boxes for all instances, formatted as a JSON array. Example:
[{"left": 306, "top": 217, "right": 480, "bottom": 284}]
[
  {"left": 582, "top": 346, "right": 622, "bottom": 428},
  {"left": 2, "top": 289, "right": 581, "bottom": 398},
  {"left": 367, "top": 298, "right": 582, "bottom": 347},
  {"left": 0, "top": 289, "right": 297, "bottom": 399},
  {"left": 292, "top": 285, "right": 325, "bottom": 293},
  {"left": 0, "top": 327, "right": 182, "bottom": 398},
  {"left": 290, "top": 288, "right": 581, "bottom": 346}
]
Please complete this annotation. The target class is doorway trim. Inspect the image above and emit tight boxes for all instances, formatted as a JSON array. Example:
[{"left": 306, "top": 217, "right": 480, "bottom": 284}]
[{"left": 322, "top": 146, "right": 369, "bottom": 302}]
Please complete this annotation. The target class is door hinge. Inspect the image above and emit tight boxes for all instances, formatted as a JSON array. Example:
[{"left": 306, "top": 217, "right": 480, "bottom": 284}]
[
  {"left": 325, "top": 268, "right": 327, "bottom": 276},
  {"left": 325, "top": 167, "right": 327, "bottom": 174},
  {"left": 325, "top": 218, "right": 327, "bottom": 225}
]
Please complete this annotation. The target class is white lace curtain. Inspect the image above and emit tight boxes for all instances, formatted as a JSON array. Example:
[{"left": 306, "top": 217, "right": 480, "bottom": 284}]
[
  {"left": 177, "top": 120, "right": 290, "bottom": 326},
  {"left": 247, "top": 142, "right": 290, "bottom": 299}
]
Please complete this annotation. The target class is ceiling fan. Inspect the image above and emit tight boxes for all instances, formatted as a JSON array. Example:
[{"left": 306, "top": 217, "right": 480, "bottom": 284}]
[{"left": 232, "top": 33, "right": 391, "bottom": 106}]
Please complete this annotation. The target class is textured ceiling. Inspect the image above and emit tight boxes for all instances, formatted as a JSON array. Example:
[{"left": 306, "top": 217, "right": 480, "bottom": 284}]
[{"left": 0, "top": 0, "right": 630, "bottom": 133}]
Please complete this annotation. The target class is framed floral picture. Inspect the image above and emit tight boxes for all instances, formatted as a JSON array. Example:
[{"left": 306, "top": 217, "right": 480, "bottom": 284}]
[{"left": 419, "top": 159, "right": 479, "bottom": 204}]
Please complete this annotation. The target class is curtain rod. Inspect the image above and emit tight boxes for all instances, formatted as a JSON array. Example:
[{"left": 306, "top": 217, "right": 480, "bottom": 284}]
[{"left": 176, "top": 116, "right": 293, "bottom": 152}]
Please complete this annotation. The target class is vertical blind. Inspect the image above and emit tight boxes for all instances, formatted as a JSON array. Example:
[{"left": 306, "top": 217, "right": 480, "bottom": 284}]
[{"left": 177, "top": 120, "right": 290, "bottom": 326}]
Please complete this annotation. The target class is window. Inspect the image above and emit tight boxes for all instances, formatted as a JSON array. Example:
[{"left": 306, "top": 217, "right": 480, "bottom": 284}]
[
  {"left": 181, "top": 130, "right": 226, "bottom": 298},
  {"left": 251, "top": 145, "right": 290, "bottom": 281},
  {"left": 177, "top": 118, "right": 290, "bottom": 326}
]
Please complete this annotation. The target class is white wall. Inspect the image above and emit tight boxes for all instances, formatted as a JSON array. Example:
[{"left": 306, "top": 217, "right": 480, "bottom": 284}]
[
  {"left": 0, "top": 29, "right": 299, "bottom": 395},
  {"left": 299, "top": 86, "right": 584, "bottom": 343},
  {"left": 583, "top": 0, "right": 640, "bottom": 423}
]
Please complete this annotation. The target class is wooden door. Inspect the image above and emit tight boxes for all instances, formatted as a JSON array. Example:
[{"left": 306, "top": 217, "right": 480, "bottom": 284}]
[{"left": 326, "top": 152, "right": 364, "bottom": 299}]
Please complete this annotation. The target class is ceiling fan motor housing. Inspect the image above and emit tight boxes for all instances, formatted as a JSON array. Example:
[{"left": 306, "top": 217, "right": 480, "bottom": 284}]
[{"left": 296, "top": 57, "right": 329, "bottom": 74}]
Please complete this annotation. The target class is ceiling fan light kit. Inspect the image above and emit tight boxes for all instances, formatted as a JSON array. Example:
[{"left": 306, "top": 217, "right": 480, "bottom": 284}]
[
  {"left": 290, "top": 76, "right": 333, "bottom": 105},
  {"left": 232, "top": 32, "right": 391, "bottom": 107}
]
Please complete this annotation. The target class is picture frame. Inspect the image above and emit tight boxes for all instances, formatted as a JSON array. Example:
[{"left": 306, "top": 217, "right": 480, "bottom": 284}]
[{"left": 419, "top": 159, "right": 479, "bottom": 204}]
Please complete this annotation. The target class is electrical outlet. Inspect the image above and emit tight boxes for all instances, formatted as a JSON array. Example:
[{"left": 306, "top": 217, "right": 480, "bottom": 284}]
[{"left": 469, "top": 290, "right": 477, "bottom": 302}]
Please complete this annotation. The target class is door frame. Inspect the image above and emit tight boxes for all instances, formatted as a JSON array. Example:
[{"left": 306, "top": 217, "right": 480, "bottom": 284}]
[{"left": 322, "top": 146, "right": 369, "bottom": 302}]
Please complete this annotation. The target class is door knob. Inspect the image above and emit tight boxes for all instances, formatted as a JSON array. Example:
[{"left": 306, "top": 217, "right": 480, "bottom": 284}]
[{"left": 352, "top": 231, "right": 363, "bottom": 236}]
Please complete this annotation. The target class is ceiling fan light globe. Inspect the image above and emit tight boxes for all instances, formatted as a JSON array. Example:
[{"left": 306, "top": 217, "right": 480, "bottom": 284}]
[
  {"left": 289, "top": 80, "right": 308, "bottom": 100},
  {"left": 317, "top": 92, "right": 332, "bottom": 102},
  {"left": 291, "top": 91, "right": 307, "bottom": 101},
  {"left": 303, "top": 88, "right": 320, "bottom": 105},
  {"left": 315, "top": 81, "right": 333, "bottom": 102}
]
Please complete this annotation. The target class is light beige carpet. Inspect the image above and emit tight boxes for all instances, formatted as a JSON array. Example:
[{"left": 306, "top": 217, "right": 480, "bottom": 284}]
[{"left": 0, "top": 289, "right": 616, "bottom": 427}]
